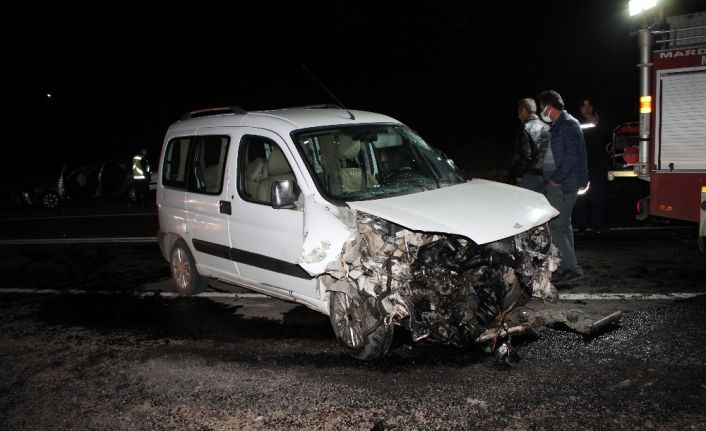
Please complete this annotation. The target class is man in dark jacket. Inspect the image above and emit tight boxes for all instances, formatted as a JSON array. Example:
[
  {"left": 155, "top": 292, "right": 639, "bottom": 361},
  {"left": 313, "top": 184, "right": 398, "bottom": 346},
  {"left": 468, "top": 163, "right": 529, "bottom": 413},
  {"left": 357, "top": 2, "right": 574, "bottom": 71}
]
[
  {"left": 538, "top": 90, "right": 589, "bottom": 286},
  {"left": 510, "top": 97, "right": 551, "bottom": 193}
]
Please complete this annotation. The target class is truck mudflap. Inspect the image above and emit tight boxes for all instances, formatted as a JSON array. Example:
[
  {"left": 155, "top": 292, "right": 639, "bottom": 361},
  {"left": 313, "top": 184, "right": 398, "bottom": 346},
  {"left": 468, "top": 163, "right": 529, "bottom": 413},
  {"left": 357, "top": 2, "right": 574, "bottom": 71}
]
[
  {"left": 698, "top": 186, "right": 706, "bottom": 254},
  {"left": 475, "top": 308, "right": 623, "bottom": 343}
]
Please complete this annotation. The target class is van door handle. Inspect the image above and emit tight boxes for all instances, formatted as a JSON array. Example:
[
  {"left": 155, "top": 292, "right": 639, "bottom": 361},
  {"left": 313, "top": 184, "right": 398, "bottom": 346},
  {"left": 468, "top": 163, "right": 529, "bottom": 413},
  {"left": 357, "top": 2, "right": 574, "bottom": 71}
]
[{"left": 219, "top": 200, "right": 232, "bottom": 215}]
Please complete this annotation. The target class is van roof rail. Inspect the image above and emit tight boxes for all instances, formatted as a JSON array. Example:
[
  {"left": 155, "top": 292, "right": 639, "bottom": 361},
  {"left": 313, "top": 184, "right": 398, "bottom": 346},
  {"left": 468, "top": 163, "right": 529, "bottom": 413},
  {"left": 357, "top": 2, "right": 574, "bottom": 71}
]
[
  {"left": 293, "top": 104, "right": 343, "bottom": 110},
  {"left": 180, "top": 106, "right": 247, "bottom": 121}
]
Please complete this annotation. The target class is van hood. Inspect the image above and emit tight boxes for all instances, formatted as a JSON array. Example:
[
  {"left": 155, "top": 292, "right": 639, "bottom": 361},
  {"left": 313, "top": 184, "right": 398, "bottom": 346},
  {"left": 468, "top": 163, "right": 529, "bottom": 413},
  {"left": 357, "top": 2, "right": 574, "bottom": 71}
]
[{"left": 346, "top": 179, "right": 559, "bottom": 244}]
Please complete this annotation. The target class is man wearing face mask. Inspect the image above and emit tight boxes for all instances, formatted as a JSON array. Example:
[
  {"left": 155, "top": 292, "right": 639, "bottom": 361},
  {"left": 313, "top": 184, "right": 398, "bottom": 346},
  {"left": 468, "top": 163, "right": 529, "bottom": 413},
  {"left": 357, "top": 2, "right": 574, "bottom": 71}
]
[{"left": 538, "top": 90, "right": 589, "bottom": 286}]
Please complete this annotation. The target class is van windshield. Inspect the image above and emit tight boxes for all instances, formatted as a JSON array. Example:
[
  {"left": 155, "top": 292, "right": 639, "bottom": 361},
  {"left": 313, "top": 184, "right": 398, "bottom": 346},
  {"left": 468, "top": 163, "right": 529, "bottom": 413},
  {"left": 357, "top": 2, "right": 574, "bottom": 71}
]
[{"left": 292, "top": 124, "right": 464, "bottom": 201}]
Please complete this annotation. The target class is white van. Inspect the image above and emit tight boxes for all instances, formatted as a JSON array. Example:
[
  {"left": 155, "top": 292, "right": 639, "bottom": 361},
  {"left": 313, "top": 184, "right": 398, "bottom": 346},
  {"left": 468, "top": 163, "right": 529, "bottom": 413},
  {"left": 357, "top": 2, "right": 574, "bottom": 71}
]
[{"left": 157, "top": 105, "right": 560, "bottom": 359}]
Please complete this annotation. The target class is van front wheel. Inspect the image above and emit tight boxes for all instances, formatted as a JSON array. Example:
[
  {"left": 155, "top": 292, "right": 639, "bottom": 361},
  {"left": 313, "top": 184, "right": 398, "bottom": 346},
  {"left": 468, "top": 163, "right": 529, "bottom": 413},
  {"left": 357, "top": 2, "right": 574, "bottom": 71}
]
[
  {"left": 170, "top": 239, "right": 206, "bottom": 296},
  {"left": 329, "top": 291, "right": 393, "bottom": 360}
]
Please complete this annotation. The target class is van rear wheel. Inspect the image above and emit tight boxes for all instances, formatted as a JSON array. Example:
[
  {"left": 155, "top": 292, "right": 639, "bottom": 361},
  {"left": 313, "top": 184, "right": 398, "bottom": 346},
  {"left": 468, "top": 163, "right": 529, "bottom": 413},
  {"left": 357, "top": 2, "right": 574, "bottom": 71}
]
[
  {"left": 170, "top": 239, "right": 206, "bottom": 296},
  {"left": 329, "top": 291, "right": 393, "bottom": 360}
]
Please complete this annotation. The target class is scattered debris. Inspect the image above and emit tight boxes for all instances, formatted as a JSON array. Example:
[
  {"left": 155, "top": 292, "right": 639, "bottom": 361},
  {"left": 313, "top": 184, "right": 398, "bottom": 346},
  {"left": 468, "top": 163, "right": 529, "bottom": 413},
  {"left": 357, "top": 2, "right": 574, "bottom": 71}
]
[
  {"left": 370, "top": 419, "right": 387, "bottom": 431},
  {"left": 494, "top": 341, "right": 522, "bottom": 369}
]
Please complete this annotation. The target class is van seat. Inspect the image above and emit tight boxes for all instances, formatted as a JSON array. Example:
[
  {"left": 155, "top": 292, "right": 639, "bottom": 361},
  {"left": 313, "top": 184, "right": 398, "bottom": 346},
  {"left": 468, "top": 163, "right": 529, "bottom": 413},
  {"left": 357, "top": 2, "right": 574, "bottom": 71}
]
[{"left": 256, "top": 147, "right": 295, "bottom": 203}]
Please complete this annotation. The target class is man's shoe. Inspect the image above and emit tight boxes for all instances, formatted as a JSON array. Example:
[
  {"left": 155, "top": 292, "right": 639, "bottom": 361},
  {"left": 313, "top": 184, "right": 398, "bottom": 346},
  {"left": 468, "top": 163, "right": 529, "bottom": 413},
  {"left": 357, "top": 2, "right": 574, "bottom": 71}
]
[
  {"left": 551, "top": 271, "right": 566, "bottom": 288},
  {"left": 552, "top": 270, "right": 588, "bottom": 287}
]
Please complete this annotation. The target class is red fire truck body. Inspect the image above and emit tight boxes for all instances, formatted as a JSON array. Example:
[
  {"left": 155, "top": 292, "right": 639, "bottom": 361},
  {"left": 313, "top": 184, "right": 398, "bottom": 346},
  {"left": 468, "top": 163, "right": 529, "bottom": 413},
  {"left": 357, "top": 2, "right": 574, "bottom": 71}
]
[
  {"left": 648, "top": 44, "right": 706, "bottom": 222},
  {"left": 609, "top": 11, "right": 706, "bottom": 250}
]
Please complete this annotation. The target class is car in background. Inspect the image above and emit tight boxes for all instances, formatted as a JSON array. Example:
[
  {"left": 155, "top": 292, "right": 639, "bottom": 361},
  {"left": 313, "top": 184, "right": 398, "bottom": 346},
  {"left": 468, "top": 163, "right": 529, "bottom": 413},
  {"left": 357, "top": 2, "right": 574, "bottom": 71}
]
[
  {"left": 22, "top": 160, "right": 156, "bottom": 208},
  {"left": 125, "top": 167, "right": 158, "bottom": 202}
]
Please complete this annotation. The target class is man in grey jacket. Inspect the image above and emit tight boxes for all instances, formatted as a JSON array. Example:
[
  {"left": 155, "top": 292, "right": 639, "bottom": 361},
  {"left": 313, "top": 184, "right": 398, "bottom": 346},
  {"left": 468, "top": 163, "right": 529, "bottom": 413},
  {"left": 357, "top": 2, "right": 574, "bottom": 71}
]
[
  {"left": 538, "top": 90, "right": 589, "bottom": 286},
  {"left": 510, "top": 97, "right": 551, "bottom": 193}
]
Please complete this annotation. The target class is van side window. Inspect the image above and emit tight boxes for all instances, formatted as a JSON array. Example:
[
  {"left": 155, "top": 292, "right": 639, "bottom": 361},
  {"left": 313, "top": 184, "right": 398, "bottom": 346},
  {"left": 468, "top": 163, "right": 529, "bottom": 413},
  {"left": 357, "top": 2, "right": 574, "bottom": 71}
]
[
  {"left": 189, "top": 136, "right": 230, "bottom": 194},
  {"left": 162, "top": 137, "right": 191, "bottom": 189},
  {"left": 238, "top": 135, "right": 295, "bottom": 204}
]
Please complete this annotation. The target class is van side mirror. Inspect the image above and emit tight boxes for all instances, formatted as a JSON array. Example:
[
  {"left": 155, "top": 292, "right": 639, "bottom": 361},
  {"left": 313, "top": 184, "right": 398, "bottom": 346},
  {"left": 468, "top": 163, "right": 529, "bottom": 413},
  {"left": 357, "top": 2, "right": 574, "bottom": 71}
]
[{"left": 272, "top": 180, "right": 297, "bottom": 209}]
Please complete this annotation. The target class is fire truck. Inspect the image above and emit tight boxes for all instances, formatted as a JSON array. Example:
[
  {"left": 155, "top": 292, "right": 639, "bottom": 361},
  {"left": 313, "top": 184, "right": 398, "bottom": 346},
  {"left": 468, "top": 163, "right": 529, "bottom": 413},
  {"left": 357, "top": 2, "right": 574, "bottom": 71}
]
[{"left": 608, "top": 10, "right": 706, "bottom": 252}]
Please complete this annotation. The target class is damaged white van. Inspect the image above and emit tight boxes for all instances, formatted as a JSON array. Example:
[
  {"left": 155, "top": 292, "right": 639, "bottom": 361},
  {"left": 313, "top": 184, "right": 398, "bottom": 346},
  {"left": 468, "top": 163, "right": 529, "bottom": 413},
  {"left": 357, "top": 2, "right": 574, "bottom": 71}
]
[{"left": 157, "top": 105, "right": 561, "bottom": 359}]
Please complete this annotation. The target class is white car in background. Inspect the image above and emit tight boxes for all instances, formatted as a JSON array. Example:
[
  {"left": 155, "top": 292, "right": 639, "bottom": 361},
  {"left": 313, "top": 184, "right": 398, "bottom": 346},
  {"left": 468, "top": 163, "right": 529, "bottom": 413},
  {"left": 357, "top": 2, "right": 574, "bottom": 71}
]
[{"left": 156, "top": 105, "right": 562, "bottom": 359}]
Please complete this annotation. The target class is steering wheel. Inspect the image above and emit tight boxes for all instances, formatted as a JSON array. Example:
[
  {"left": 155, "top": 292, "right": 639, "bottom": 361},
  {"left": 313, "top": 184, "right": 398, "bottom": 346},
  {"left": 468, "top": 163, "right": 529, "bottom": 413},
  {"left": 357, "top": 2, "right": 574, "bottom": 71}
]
[{"left": 380, "top": 166, "right": 416, "bottom": 184}]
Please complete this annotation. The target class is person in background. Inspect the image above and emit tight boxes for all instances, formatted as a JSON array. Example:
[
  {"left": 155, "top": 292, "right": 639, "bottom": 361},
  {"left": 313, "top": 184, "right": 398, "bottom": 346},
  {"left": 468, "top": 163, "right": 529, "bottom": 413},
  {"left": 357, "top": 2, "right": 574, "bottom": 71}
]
[
  {"left": 538, "top": 90, "right": 589, "bottom": 287},
  {"left": 509, "top": 97, "right": 552, "bottom": 193},
  {"left": 573, "top": 98, "right": 607, "bottom": 234},
  {"left": 131, "top": 148, "right": 152, "bottom": 201}
]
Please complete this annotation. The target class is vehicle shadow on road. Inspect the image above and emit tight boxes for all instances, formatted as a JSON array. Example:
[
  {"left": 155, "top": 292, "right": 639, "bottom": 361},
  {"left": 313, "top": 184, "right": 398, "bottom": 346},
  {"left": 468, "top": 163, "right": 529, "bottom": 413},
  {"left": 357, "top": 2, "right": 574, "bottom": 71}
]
[{"left": 31, "top": 294, "right": 496, "bottom": 368}]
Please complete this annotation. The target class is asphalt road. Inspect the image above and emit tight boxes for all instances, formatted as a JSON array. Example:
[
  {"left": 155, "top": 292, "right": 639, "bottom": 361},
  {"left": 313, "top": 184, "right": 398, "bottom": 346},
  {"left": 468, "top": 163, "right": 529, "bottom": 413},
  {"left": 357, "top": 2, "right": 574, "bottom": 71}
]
[{"left": 1, "top": 201, "right": 705, "bottom": 430}]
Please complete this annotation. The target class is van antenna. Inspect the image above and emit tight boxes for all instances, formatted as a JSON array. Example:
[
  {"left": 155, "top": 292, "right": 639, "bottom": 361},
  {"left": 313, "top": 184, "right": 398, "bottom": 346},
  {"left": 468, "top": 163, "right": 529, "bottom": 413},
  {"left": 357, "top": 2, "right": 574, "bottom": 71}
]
[{"left": 301, "top": 64, "right": 355, "bottom": 120}]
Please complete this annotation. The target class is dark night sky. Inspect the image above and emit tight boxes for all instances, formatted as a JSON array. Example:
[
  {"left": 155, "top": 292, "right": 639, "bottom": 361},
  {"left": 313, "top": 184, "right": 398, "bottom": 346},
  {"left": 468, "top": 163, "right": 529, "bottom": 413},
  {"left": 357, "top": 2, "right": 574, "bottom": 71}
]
[{"left": 2, "top": 1, "right": 704, "bottom": 191}]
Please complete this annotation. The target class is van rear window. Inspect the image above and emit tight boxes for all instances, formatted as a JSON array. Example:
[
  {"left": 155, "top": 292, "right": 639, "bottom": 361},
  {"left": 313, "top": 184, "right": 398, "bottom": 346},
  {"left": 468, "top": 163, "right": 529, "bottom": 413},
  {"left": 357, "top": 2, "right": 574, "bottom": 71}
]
[{"left": 162, "top": 137, "right": 191, "bottom": 189}]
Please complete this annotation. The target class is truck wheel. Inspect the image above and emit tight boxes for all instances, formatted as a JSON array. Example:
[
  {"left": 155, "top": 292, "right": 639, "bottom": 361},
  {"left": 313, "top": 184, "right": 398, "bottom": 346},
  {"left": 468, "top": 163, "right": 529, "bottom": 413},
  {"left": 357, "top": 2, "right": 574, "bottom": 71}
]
[
  {"left": 329, "top": 291, "right": 393, "bottom": 360},
  {"left": 169, "top": 239, "right": 207, "bottom": 296},
  {"left": 635, "top": 196, "right": 650, "bottom": 221}
]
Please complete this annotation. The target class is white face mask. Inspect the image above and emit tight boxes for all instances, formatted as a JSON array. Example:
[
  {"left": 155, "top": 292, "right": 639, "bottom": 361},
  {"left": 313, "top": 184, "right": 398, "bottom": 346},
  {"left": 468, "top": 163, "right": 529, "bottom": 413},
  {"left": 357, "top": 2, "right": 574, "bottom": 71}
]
[{"left": 540, "top": 106, "right": 552, "bottom": 123}]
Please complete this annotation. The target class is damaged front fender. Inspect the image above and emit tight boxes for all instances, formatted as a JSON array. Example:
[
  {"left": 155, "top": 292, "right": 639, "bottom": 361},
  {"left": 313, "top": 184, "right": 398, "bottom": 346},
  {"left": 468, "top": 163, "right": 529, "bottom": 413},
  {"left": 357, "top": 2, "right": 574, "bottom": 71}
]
[{"left": 299, "top": 199, "right": 358, "bottom": 278}]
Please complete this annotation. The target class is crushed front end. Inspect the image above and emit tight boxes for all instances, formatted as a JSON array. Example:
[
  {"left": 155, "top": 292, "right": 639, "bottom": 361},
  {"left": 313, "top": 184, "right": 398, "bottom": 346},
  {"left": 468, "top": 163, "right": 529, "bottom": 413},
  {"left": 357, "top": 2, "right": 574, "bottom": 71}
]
[{"left": 337, "top": 213, "right": 560, "bottom": 347}]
